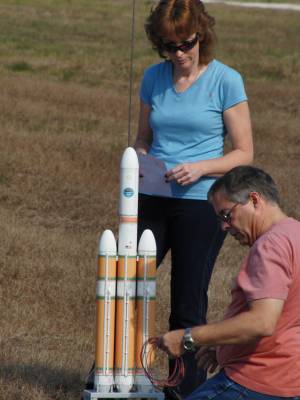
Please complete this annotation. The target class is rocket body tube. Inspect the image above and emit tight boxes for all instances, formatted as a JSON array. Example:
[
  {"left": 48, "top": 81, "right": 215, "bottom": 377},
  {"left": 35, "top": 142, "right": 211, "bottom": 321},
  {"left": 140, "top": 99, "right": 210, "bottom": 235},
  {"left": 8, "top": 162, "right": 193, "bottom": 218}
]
[
  {"left": 117, "top": 147, "right": 139, "bottom": 257},
  {"left": 115, "top": 147, "right": 139, "bottom": 393},
  {"left": 94, "top": 229, "right": 117, "bottom": 393},
  {"left": 135, "top": 229, "right": 157, "bottom": 392},
  {"left": 114, "top": 255, "right": 137, "bottom": 392}
]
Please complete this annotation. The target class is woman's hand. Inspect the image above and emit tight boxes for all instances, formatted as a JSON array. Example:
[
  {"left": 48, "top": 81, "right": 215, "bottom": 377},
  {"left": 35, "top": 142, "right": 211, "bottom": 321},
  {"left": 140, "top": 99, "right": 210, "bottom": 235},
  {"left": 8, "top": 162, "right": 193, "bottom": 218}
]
[
  {"left": 195, "top": 346, "right": 218, "bottom": 374},
  {"left": 165, "top": 162, "right": 203, "bottom": 186}
]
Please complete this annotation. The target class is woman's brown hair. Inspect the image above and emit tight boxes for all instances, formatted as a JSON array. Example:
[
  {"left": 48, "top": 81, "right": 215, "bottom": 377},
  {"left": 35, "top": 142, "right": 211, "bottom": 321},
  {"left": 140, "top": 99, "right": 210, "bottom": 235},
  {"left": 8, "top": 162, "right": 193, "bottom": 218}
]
[{"left": 145, "top": 0, "right": 216, "bottom": 65}]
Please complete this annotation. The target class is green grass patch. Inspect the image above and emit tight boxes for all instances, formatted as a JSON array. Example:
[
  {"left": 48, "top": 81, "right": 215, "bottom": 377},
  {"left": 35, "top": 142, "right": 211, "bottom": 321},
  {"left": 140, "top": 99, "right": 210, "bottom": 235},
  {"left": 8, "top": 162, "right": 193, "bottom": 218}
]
[
  {"left": 0, "top": 175, "right": 9, "bottom": 185},
  {"left": 6, "top": 61, "right": 34, "bottom": 72}
]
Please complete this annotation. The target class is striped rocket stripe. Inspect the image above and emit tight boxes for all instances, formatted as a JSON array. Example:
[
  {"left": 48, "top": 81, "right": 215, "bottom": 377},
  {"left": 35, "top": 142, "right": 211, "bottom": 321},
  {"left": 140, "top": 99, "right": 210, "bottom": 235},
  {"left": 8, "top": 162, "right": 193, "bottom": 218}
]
[
  {"left": 96, "top": 280, "right": 116, "bottom": 298},
  {"left": 116, "top": 280, "right": 136, "bottom": 297},
  {"left": 136, "top": 281, "right": 156, "bottom": 297}
]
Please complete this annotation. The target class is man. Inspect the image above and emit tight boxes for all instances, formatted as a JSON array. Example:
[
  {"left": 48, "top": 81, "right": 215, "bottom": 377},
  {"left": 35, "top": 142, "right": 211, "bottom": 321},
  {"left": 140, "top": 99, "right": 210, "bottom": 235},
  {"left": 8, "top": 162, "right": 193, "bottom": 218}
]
[{"left": 159, "top": 166, "right": 300, "bottom": 399}]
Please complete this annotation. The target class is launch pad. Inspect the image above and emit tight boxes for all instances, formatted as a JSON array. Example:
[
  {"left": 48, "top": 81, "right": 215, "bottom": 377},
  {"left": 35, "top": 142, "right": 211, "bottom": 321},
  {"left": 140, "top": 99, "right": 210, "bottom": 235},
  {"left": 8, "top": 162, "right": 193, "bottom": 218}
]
[{"left": 83, "top": 389, "right": 164, "bottom": 400}]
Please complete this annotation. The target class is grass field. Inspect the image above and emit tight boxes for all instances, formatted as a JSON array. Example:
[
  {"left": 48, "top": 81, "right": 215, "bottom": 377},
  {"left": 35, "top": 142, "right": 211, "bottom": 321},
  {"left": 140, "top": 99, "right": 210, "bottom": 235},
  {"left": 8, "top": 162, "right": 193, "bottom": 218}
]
[{"left": 0, "top": 1, "right": 299, "bottom": 399}]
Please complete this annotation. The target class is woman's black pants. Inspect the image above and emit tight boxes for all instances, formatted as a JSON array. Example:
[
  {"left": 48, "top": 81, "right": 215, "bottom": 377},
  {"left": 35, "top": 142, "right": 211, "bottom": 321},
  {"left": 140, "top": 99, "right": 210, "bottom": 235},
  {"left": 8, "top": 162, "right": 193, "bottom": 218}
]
[{"left": 138, "top": 194, "right": 227, "bottom": 398}]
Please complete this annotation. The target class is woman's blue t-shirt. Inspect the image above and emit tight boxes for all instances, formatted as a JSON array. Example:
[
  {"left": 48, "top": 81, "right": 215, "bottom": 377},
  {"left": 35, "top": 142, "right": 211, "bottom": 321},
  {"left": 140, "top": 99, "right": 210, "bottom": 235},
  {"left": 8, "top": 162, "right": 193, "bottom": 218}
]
[{"left": 140, "top": 59, "right": 247, "bottom": 200}]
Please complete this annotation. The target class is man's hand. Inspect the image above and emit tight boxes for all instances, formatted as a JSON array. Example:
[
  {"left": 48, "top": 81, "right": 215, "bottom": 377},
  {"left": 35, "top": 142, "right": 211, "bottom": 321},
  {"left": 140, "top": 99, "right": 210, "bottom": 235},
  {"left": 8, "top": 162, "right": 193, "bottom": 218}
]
[
  {"left": 158, "top": 329, "right": 185, "bottom": 358},
  {"left": 195, "top": 346, "right": 218, "bottom": 374}
]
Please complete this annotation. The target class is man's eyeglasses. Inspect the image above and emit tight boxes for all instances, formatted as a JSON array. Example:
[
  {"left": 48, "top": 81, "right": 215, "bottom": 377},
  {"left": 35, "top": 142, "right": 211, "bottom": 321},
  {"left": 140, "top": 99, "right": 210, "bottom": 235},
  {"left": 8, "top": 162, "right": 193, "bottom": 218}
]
[
  {"left": 217, "top": 203, "right": 240, "bottom": 224},
  {"left": 162, "top": 33, "right": 200, "bottom": 54}
]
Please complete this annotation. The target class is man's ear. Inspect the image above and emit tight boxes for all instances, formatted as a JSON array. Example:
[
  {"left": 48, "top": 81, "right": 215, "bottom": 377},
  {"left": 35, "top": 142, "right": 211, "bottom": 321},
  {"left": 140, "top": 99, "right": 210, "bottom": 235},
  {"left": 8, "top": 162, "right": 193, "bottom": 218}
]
[{"left": 249, "top": 191, "right": 261, "bottom": 208}]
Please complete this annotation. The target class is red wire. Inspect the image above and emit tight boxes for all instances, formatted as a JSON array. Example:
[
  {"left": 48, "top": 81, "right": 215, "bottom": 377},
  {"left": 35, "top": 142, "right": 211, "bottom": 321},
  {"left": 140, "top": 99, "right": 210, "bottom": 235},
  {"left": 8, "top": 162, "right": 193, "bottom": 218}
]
[{"left": 140, "top": 337, "right": 185, "bottom": 390}]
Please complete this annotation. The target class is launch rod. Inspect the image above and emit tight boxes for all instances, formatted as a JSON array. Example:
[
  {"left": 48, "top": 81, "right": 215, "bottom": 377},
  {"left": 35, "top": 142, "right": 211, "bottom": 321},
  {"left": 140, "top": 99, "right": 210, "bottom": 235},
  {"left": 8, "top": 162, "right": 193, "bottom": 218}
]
[{"left": 127, "top": 0, "right": 136, "bottom": 147}]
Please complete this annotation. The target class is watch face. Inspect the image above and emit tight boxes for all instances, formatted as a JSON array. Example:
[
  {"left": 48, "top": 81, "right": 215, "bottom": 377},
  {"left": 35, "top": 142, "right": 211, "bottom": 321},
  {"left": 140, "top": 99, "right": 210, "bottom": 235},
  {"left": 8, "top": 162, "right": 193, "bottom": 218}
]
[
  {"left": 183, "top": 340, "right": 194, "bottom": 351},
  {"left": 183, "top": 328, "right": 195, "bottom": 352}
]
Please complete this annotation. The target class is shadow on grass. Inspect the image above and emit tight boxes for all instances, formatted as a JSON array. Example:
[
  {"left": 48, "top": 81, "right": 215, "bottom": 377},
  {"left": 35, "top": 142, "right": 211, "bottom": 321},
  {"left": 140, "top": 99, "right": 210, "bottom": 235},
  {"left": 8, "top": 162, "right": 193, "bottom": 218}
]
[{"left": 0, "top": 363, "right": 84, "bottom": 398}]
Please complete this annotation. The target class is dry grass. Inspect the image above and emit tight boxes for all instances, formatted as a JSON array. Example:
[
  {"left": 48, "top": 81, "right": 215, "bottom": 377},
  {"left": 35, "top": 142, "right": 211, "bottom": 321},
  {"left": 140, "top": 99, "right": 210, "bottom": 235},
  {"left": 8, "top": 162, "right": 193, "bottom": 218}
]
[{"left": 0, "top": 1, "right": 299, "bottom": 399}]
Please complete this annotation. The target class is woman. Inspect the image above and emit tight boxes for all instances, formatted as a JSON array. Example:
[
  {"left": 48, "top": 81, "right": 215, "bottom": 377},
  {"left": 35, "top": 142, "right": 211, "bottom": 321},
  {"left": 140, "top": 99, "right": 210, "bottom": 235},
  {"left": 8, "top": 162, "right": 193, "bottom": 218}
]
[{"left": 135, "top": 0, "right": 253, "bottom": 398}]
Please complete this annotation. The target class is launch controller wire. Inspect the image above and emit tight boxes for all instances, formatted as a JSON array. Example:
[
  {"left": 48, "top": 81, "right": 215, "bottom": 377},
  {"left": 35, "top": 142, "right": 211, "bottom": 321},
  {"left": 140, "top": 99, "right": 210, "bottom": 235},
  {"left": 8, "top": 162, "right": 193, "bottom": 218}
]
[
  {"left": 140, "top": 337, "right": 185, "bottom": 390},
  {"left": 127, "top": 0, "right": 136, "bottom": 147}
]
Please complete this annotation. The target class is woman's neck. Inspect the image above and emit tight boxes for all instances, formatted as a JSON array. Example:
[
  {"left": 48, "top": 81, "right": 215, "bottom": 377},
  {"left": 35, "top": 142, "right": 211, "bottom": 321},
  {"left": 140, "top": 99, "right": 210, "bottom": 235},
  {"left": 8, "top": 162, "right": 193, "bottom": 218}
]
[
  {"left": 173, "top": 61, "right": 203, "bottom": 79},
  {"left": 173, "top": 62, "right": 208, "bottom": 92}
]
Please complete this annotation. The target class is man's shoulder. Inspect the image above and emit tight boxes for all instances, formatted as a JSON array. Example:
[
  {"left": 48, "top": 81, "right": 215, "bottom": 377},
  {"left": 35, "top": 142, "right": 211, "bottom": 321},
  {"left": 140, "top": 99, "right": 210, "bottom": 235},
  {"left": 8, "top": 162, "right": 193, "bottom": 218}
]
[
  {"left": 260, "top": 218, "right": 300, "bottom": 243},
  {"left": 250, "top": 217, "right": 300, "bottom": 268}
]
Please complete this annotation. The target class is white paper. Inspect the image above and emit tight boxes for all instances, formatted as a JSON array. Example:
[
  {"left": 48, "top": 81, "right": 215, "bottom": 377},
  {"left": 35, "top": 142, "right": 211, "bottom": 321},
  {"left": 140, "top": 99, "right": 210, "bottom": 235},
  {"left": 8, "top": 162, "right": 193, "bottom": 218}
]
[{"left": 138, "top": 153, "right": 172, "bottom": 197}]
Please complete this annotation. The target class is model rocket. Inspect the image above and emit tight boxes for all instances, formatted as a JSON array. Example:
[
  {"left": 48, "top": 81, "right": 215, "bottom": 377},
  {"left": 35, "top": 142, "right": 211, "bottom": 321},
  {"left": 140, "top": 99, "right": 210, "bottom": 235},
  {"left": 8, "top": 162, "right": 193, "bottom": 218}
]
[
  {"left": 92, "top": 147, "right": 157, "bottom": 396},
  {"left": 115, "top": 147, "right": 139, "bottom": 392}
]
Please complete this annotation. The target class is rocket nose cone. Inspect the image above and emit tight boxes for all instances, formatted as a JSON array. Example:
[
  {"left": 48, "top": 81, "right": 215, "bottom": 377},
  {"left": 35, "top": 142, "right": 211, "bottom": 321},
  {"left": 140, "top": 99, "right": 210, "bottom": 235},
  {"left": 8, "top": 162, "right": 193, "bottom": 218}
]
[
  {"left": 138, "top": 229, "right": 156, "bottom": 254},
  {"left": 120, "top": 147, "right": 139, "bottom": 169},
  {"left": 99, "top": 229, "right": 117, "bottom": 254}
]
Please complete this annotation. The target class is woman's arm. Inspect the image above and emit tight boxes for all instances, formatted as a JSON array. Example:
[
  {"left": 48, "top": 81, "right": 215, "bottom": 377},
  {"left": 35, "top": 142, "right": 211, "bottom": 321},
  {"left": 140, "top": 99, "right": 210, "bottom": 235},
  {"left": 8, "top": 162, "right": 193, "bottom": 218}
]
[
  {"left": 134, "top": 100, "right": 153, "bottom": 155},
  {"left": 165, "top": 101, "right": 254, "bottom": 185}
]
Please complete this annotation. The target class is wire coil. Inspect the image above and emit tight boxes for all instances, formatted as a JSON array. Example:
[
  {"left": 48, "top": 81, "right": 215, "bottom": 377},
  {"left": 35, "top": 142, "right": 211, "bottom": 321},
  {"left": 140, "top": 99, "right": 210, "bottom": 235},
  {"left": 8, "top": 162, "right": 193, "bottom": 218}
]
[{"left": 140, "top": 337, "right": 185, "bottom": 390}]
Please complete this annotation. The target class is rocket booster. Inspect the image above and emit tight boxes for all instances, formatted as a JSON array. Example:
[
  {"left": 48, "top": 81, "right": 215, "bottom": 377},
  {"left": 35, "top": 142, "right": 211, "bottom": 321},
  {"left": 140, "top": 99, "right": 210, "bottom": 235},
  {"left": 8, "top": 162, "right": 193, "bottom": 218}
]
[
  {"left": 94, "top": 229, "right": 117, "bottom": 393},
  {"left": 135, "top": 229, "right": 157, "bottom": 392}
]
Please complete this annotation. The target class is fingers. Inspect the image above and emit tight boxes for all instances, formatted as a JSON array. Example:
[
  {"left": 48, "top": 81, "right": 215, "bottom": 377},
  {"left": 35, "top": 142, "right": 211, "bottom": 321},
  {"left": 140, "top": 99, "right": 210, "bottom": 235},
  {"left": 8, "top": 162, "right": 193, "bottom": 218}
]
[
  {"left": 198, "top": 356, "right": 217, "bottom": 372},
  {"left": 195, "top": 347, "right": 218, "bottom": 372},
  {"left": 195, "top": 346, "right": 211, "bottom": 360},
  {"left": 165, "top": 165, "right": 190, "bottom": 185},
  {"left": 208, "top": 361, "right": 218, "bottom": 374},
  {"left": 156, "top": 336, "right": 167, "bottom": 352},
  {"left": 165, "top": 166, "right": 181, "bottom": 181},
  {"left": 196, "top": 351, "right": 211, "bottom": 369}
]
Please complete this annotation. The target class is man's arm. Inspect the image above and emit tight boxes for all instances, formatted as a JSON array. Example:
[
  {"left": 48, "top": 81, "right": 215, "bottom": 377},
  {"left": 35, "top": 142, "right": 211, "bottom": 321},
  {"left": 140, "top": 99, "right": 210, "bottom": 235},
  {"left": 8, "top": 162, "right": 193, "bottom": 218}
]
[{"left": 160, "top": 298, "right": 284, "bottom": 358}]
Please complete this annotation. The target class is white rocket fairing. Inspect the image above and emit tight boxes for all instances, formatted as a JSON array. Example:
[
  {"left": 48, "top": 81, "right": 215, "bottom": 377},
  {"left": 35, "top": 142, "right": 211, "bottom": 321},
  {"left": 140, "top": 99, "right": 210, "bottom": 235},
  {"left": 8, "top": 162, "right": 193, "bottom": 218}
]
[{"left": 118, "top": 147, "right": 139, "bottom": 256}]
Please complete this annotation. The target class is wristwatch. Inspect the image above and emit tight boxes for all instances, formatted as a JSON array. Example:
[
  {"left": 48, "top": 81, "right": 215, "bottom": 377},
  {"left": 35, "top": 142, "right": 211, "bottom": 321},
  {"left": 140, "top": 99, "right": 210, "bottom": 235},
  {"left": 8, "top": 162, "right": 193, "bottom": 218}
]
[{"left": 182, "top": 327, "right": 196, "bottom": 352}]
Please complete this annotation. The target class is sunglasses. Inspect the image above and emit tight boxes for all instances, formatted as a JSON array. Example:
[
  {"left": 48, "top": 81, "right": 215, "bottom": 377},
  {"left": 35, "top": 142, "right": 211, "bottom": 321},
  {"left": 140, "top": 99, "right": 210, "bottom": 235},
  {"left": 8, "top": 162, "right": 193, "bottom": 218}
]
[
  {"left": 217, "top": 203, "right": 240, "bottom": 224},
  {"left": 162, "top": 33, "right": 200, "bottom": 54}
]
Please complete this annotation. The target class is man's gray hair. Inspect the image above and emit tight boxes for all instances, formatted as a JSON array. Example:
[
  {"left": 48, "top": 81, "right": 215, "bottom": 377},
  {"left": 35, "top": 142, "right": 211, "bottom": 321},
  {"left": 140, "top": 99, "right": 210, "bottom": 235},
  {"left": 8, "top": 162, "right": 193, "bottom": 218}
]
[{"left": 208, "top": 166, "right": 280, "bottom": 205}]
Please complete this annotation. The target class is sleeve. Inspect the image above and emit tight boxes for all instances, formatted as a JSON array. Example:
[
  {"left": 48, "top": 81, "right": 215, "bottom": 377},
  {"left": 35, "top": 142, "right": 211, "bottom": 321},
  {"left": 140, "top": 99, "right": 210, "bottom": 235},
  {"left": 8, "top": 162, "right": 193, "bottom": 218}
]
[
  {"left": 239, "top": 233, "right": 293, "bottom": 302},
  {"left": 139, "top": 65, "right": 156, "bottom": 105},
  {"left": 220, "top": 68, "right": 248, "bottom": 111}
]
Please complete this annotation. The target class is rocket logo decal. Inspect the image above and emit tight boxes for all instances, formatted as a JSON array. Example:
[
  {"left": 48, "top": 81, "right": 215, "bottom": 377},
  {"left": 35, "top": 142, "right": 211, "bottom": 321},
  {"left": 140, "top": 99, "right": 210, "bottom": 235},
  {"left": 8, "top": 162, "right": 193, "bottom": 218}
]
[{"left": 123, "top": 187, "right": 134, "bottom": 198}]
